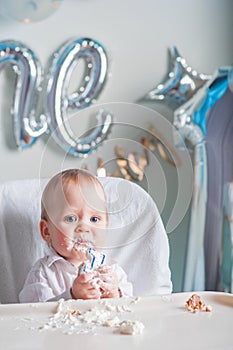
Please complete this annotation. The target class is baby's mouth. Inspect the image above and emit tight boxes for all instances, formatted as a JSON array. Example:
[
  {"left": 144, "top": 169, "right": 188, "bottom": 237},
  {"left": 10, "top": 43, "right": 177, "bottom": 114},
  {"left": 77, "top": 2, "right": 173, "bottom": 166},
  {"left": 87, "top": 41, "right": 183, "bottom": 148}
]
[{"left": 73, "top": 239, "right": 94, "bottom": 251}]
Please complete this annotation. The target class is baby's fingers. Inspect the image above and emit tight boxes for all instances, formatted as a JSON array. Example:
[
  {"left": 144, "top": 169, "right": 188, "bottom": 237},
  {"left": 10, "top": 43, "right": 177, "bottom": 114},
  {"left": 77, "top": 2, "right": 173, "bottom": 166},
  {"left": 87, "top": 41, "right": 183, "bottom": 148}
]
[
  {"left": 99, "top": 271, "right": 118, "bottom": 285},
  {"left": 82, "top": 288, "right": 102, "bottom": 299},
  {"left": 75, "top": 272, "right": 95, "bottom": 284},
  {"left": 97, "top": 265, "right": 112, "bottom": 274},
  {"left": 97, "top": 279, "right": 119, "bottom": 298}
]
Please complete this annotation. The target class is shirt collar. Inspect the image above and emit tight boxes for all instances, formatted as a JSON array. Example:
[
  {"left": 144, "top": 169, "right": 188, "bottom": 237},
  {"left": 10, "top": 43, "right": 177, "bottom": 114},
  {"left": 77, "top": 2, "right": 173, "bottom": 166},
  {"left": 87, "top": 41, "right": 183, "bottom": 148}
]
[{"left": 46, "top": 247, "right": 76, "bottom": 269}]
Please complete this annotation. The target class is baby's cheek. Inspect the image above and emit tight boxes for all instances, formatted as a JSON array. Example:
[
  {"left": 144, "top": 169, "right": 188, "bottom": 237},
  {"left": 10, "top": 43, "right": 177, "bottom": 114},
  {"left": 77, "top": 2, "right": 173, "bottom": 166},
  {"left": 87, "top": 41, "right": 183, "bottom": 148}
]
[
  {"left": 59, "top": 236, "right": 73, "bottom": 250},
  {"left": 64, "top": 242, "right": 73, "bottom": 251},
  {"left": 95, "top": 230, "right": 106, "bottom": 247}
]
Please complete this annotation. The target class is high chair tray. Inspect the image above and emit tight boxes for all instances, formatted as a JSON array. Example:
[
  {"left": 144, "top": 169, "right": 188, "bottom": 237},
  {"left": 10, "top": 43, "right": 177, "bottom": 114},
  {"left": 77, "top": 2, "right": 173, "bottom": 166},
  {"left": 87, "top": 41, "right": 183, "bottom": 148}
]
[{"left": 0, "top": 292, "right": 232, "bottom": 350}]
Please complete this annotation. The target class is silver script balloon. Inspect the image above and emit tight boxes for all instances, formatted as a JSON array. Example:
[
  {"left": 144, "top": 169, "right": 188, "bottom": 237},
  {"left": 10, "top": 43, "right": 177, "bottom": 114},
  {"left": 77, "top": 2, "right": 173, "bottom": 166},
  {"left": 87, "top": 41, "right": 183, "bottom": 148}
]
[
  {"left": 46, "top": 38, "right": 111, "bottom": 156},
  {"left": 0, "top": 40, "right": 48, "bottom": 148}
]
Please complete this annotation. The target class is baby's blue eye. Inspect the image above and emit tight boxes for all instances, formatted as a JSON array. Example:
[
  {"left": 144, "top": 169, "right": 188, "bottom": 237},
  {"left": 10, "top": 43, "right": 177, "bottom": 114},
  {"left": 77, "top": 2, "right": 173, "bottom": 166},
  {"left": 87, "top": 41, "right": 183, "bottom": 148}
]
[
  {"left": 90, "top": 216, "right": 100, "bottom": 223},
  {"left": 64, "top": 215, "right": 77, "bottom": 223}
]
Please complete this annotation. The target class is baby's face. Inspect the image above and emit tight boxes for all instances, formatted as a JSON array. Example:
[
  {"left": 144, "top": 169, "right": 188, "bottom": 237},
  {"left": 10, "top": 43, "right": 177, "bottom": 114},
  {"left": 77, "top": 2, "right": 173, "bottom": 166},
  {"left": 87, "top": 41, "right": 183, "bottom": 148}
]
[{"left": 41, "top": 179, "right": 108, "bottom": 266}]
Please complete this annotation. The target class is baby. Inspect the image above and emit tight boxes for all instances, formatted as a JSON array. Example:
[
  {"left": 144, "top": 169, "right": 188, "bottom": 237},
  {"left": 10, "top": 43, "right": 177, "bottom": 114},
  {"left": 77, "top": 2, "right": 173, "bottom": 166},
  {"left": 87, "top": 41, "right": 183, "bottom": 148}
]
[{"left": 19, "top": 169, "right": 133, "bottom": 302}]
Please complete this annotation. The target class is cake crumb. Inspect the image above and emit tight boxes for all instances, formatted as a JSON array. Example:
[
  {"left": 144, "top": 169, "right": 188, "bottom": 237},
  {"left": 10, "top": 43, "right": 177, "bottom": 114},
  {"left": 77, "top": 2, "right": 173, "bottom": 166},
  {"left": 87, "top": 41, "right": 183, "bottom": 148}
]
[
  {"left": 118, "top": 320, "right": 144, "bottom": 335},
  {"left": 205, "top": 305, "right": 212, "bottom": 312},
  {"left": 185, "top": 294, "right": 213, "bottom": 313}
]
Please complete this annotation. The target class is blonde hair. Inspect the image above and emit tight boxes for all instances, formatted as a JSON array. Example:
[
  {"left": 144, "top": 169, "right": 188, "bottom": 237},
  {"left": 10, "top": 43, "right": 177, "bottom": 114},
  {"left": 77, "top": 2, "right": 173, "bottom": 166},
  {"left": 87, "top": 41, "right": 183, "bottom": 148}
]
[{"left": 41, "top": 168, "right": 107, "bottom": 221}]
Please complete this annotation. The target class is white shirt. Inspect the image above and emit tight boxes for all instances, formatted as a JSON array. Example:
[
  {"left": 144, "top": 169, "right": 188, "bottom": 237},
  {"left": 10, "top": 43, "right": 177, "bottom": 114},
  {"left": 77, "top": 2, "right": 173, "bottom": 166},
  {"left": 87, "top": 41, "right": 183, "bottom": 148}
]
[{"left": 19, "top": 249, "right": 133, "bottom": 303}]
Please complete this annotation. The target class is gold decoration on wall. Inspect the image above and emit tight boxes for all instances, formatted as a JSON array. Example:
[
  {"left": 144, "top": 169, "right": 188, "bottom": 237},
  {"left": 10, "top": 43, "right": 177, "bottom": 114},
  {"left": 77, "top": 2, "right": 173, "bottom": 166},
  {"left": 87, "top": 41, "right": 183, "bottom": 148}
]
[
  {"left": 114, "top": 146, "right": 148, "bottom": 181},
  {"left": 82, "top": 121, "right": 181, "bottom": 182},
  {"left": 143, "top": 123, "right": 182, "bottom": 168},
  {"left": 83, "top": 146, "right": 149, "bottom": 183}
]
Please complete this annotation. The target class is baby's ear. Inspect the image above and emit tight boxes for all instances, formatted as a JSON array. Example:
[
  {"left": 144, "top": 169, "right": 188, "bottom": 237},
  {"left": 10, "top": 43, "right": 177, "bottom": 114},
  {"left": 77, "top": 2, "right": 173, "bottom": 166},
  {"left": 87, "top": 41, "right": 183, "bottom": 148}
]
[{"left": 40, "top": 219, "right": 51, "bottom": 243}]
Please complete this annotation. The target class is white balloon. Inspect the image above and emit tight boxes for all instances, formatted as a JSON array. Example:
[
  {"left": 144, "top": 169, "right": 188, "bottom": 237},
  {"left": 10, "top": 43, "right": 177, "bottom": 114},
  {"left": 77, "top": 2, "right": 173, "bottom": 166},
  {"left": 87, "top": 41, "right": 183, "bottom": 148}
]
[{"left": 0, "top": 0, "right": 63, "bottom": 23}]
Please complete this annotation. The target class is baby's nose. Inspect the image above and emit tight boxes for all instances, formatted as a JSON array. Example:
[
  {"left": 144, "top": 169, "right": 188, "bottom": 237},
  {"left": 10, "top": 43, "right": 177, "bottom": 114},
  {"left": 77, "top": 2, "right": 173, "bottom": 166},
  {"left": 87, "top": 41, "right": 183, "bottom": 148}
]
[{"left": 75, "top": 219, "right": 90, "bottom": 232}]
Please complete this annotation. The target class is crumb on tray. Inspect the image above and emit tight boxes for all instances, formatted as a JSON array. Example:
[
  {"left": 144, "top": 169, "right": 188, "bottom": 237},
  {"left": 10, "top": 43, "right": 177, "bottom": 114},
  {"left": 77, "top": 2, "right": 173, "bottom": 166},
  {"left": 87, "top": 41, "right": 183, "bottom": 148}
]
[{"left": 185, "top": 294, "right": 212, "bottom": 313}]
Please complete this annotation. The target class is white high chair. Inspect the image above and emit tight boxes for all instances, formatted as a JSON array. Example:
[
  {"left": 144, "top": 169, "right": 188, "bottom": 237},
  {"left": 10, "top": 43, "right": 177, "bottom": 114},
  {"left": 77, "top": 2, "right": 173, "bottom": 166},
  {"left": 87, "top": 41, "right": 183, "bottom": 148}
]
[{"left": 0, "top": 176, "right": 172, "bottom": 303}]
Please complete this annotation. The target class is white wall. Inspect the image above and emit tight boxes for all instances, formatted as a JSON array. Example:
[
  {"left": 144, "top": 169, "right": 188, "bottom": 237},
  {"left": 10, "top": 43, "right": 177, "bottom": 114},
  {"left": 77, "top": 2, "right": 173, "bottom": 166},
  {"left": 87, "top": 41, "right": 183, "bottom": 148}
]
[{"left": 0, "top": 0, "right": 232, "bottom": 291}]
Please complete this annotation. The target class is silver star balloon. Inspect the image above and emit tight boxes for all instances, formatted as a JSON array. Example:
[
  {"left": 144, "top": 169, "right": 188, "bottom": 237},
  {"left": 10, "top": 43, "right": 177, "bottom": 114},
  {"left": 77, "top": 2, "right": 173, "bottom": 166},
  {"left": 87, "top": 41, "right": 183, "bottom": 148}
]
[{"left": 146, "top": 46, "right": 211, "bottom": 107}]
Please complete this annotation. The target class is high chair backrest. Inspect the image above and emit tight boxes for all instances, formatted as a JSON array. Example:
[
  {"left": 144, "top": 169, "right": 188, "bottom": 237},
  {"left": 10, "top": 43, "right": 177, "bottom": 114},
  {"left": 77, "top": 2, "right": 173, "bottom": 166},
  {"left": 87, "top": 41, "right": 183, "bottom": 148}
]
[{"left": 0, "top": 176, "right": 172, "bottom": 303}]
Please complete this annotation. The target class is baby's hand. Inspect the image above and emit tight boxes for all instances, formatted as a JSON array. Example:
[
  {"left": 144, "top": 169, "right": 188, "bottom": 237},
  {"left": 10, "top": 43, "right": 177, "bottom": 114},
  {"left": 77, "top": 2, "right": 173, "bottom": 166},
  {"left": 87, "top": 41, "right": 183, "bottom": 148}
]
[
  {"left": 71, "top": 273, "right": 102, "bottom": 300},
  {"left": 97, "top": 266, "right": 120, "bottom": 299}
]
